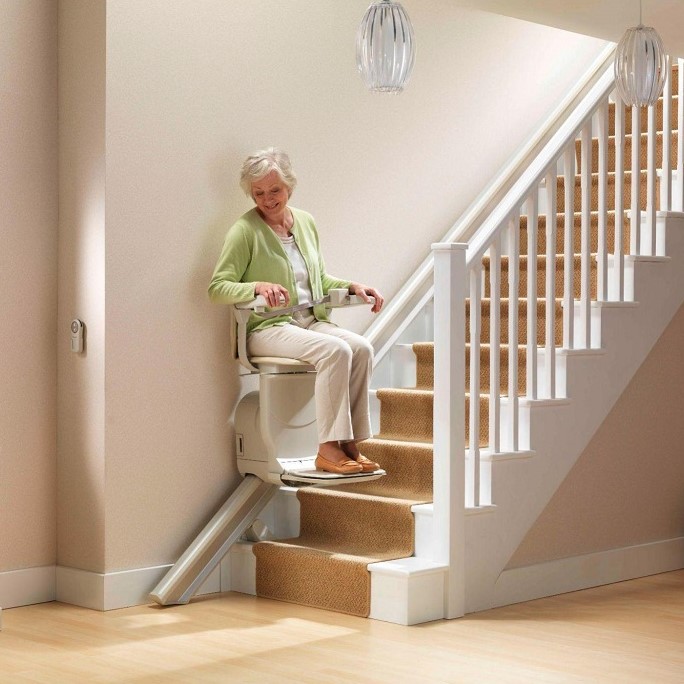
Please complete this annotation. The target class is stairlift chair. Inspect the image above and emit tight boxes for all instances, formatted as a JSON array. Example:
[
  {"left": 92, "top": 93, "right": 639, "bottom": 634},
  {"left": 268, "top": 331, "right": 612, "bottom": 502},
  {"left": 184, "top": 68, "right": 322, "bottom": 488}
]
[
  {"left": 150, "top": 289, "right": 385, "bottom": 605},
  {"left": 233, "top": 289, "right": 386, "bottom": 486}
]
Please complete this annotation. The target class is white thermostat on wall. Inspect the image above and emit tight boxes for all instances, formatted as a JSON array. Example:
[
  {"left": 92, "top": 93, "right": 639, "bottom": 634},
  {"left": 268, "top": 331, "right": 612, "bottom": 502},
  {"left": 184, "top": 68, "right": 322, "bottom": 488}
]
[{"left": 70, "top": 319, "right": 84, "bottom": 353}]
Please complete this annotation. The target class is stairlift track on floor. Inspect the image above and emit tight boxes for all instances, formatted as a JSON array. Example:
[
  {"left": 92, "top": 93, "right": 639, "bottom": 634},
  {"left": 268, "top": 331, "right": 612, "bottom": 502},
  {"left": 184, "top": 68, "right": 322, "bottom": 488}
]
[{"left": 150, "top": 290, "right": 385, "bottom": 606}]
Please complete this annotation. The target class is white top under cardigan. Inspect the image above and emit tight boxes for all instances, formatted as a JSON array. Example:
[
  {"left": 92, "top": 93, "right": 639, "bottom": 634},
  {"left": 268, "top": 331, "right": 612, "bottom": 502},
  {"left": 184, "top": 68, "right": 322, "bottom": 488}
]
[{"left": 279, "top": 234, "right": 313, "bottom": 307}]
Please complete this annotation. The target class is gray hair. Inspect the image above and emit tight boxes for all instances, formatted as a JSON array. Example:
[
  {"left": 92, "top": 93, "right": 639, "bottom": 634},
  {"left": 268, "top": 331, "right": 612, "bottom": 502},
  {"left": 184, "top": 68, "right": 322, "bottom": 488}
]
[{"left": 239, "top": 147, "right": 297, "bottom": 198}]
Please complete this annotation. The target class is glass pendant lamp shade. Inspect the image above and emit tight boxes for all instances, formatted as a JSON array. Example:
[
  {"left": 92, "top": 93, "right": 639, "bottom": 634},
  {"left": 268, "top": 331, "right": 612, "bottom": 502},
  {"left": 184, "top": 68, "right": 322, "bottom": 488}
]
[
  {"left": 614, "top": 24, "right": 666, "bottom": 106},
  {"left": 356, "top": 0, "right": 416, "bottom": 93}
]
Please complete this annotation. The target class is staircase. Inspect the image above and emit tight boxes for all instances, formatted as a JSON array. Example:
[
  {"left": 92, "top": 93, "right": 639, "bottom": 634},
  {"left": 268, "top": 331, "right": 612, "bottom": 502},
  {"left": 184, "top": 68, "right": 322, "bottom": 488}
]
[{"left": 227, "top": 57, "right": 684, "bottom": 623}]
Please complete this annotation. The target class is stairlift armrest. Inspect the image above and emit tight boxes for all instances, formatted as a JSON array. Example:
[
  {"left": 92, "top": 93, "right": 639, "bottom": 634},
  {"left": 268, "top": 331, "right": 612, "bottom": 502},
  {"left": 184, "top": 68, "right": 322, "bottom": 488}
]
[
  {"left": 327, "top": 288, "right": 375, "bottom": 308},
  {"left": 233, "top": 289, "right": 374, "bottom": 372}
]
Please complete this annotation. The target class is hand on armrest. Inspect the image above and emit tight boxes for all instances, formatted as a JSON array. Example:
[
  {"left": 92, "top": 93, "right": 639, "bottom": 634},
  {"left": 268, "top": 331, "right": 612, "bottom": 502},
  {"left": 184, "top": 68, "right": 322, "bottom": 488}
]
[{"left": 348, "top": 282, "right": 384, "bottom": 314}]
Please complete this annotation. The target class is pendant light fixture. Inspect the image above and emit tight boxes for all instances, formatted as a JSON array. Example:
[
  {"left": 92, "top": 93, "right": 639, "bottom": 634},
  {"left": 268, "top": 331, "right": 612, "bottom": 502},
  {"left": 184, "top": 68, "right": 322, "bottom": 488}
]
[
  {"left": 614, "top": 0, "right": 666, "bottom": 106},
  {"left": 356, "top": 0, "right": 416, "bottom": 94}
]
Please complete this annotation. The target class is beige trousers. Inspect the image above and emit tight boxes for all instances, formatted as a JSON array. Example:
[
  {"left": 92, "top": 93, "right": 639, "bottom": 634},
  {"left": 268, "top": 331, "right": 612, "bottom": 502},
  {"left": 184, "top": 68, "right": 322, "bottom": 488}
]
[{"left": 247, "top": 311, "right": 373, "bottom": 443}]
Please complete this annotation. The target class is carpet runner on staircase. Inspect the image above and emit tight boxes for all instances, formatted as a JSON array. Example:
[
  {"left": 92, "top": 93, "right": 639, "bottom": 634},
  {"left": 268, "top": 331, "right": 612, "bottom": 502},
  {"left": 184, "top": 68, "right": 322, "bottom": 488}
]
[{"left": 252, "top": 70, "right": 678, "bottom": 618}]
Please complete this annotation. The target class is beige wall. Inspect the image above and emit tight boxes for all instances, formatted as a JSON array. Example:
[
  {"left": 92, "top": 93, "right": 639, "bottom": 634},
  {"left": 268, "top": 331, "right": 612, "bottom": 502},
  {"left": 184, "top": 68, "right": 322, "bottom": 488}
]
[
  {"left": 3, "top": 1, "right": 610, "bottom": 577},
  {"left": 0, "top": 0, "right": 58, "bottom": 572},
  {"left": 57, "top": 0, "right": 107, "bottom": 572},
  {"left": 508, "top": 304, "right": 684, "bottom": 569},
  {"left": 100, "top": 1, "right": 608, "bottom": 571}
]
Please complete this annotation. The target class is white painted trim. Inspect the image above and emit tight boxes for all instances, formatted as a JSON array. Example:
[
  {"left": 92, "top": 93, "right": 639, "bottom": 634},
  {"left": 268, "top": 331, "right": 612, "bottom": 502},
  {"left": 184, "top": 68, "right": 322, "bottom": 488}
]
[
  {"left": 492, "top": 537, "right": 684, "bottom": 609},
  {"left": 432, "top": 243, "right": 467, "bottom": 619},
  {"left": 55, "top": 563, "right": 222, "bottom": 611},
  {"left": 0, "top": 565, "right": 55, "bottom": 609},
  {"left": 480, "top": 449, "right": 535, "bottom": 462}
]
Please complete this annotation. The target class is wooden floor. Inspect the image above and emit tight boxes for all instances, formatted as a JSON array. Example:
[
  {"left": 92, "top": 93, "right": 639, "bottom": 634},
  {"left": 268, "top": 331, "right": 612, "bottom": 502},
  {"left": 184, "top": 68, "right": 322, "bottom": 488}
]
[{"left": 1, "top": 571, "right": 682, "bottom": 683}]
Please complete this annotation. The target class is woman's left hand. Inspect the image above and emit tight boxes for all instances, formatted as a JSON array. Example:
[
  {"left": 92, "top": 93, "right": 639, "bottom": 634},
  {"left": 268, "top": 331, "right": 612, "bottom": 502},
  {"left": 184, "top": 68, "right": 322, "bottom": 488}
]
[{"left": 349, "top": 282, "right": 384, "bottom": 314}]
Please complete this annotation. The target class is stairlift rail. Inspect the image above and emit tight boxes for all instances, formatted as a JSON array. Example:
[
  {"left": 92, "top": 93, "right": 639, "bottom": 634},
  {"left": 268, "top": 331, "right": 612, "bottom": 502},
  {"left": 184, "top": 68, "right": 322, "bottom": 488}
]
[{"left": 150, "top": 289, "right": 383, "bottom": 606}]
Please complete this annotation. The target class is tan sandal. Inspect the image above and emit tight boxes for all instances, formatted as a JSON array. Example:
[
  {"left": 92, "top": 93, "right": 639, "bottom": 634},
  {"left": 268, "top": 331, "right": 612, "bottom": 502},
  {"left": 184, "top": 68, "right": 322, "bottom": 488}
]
[{"left": 315, "top": 453, "right": 363, "bottom": 474}]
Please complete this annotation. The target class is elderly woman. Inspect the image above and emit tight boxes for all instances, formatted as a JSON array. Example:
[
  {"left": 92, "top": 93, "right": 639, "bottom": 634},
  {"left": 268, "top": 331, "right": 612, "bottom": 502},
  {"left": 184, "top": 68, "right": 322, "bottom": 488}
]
[{"left": 209, "top": 148, "right": 384, "bottom": 475}]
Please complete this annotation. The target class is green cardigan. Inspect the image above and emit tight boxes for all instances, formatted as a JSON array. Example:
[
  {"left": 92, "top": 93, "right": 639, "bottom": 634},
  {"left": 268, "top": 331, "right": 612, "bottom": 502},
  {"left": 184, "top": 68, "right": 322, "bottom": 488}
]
[{"left": 208, "top": 207, "right": 351, "bottom": 333}]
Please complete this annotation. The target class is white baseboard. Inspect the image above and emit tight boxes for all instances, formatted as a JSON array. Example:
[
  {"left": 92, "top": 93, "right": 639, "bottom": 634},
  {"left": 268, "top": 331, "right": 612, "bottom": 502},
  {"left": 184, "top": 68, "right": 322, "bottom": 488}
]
[
  {"left": 55, "top": 562, "right": 223, "bottom": 611},
  {"left": 0, "top": 566, "right": 56, "bottom": 609},
  {"left": 491, "top": 536, "right": 684, "bottom": 609}
]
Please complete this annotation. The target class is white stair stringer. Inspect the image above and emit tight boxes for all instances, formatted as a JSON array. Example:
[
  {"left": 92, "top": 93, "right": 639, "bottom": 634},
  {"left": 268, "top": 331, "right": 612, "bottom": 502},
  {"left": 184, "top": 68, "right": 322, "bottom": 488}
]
[{"left": 464, "top": 213, "right": 684, "bottom": 613}]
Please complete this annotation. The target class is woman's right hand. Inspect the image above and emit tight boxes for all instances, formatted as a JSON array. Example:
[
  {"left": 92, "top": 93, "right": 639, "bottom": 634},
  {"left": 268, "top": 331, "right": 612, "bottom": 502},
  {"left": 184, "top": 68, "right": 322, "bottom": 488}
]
[{"left": 255, "top": 282, "right": 290, "bottom": 308}]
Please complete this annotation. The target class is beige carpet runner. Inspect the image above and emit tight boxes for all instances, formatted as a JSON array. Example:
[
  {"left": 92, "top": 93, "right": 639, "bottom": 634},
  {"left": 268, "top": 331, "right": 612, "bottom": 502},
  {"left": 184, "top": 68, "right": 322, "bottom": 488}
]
[{"left": 252, "top": 71, "right": 678, "bottom": 617}]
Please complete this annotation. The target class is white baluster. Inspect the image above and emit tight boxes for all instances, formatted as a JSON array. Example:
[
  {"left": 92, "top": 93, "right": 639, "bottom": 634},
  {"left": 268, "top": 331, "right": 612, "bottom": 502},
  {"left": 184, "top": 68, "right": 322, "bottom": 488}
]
[
  {"left": 597, "top": 100, "right": 608, "bottom": 299},
  {"left": 663, "top": 56, "right": 672, "bottom": 211},
  {"left": 488, "top": 235, "right": 501, "bottom": 454},
  {"left": 468, "top": 266, "right": 481, "bottom": 508},
  {"left": 647, "top": 104, "right": 657, "bottom": 255},
  {"left": 580, "top": 121, "right": 592, "bottom": 348},
  {"left": 631, "top": 106, "right": 642, "bottom": 254},
  {"left": 431, "top": 242, "right": 467, "bottom": 619},
  {"left": 544, "top": 171, "right": 557, "bottom": 398},
  {"left": 507, "top": 214, "right": 519, "bottom": 451},
  {"left": 614, "top": 94, "right": 625, "bottom": 301},
  {"left": 563, "top": 145, "right": 575, "bottom": 346},
  {"left": 526, "top": 196, "right": 538, "bottom": 400}
]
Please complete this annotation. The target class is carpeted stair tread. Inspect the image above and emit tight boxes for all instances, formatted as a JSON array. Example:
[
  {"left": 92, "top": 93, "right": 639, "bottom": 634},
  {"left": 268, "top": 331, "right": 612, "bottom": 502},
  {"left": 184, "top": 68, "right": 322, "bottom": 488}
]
[
  {"left": 607, "top": 93, "right": 679, "bottom": 135},
  {"left": 329, "top": 438, "right": 433, "bottom": 501},
  {"left": 519, "top": 210, "right": 630, "bottom": 254},
  {"left": 556, "top": 169, "right": 656, "bottom": 212},
  {"left": 254, "top": 488, "right": 416, "bottom": 617},
  {"left": 469, "top": 297, "right": 564, "bottom": 346},
  {"left": 414, "top": 342, "right": 527, "bottom": 395},
  {"left": 376, "top": 387, "right": 489, "bottom": 445},
  {"left": 481, "top": 253, "right": 597, "bottom": 299},
  {"left": 576, "top": 130, "right": 678, "bottom": 174}
]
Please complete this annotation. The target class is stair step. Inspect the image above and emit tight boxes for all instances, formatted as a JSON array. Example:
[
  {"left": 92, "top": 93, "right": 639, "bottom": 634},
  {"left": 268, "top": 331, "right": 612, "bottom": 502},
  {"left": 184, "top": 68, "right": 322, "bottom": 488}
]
[
  {"left": 481, "top": 253, "right": 597, "bottom": 300},
  {"left": 375, "top": 388, "right": 489, "bottom": 446},
  {"left": 468, "top": 297, "right": 564, "bottom": 346},
  {"left": 519, "top": 210, "right": 630, "bottom": 254},
  {"left": 576, "top": 130, "right": 678, "bottom": 174},
  {"left": 254, "top": 487, "right": 416, "bottom": 618},
  {"left": 556, "top": 169, "right": 660, "bottom": 212},
  {"left": 414, "top": 342, "right": 528, "bottom": 395},
  {"left": 329, "top": 437, "right": 433, "bottom": 502},
  {"left": 607, "top": 93, "right": 679, "bottom": 135}
]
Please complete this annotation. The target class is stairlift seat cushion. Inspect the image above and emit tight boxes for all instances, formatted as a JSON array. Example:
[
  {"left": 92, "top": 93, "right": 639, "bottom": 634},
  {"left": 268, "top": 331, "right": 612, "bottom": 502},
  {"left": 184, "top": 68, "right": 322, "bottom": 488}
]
[{"left": 250, "top": 356, "right": 315, "bottom": 372}]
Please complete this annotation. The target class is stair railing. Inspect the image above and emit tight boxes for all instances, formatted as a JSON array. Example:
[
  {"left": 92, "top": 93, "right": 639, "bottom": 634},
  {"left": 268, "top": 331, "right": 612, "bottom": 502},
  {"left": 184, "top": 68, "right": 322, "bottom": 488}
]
[
  {"left": 465, "top": 57, "right": 682, "bottom": 504},
  {"left": 366, "top": 45, "right": 618, "bottom": 367},
  {"left": 432, "top": 57, "right": 683, "bottom": 616}
]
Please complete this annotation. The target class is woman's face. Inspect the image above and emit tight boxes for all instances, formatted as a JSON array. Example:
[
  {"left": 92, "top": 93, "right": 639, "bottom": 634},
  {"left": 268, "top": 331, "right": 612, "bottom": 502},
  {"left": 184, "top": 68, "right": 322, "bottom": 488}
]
[{"left": 251, "top": 171, "right": 290, "bottom": 223}]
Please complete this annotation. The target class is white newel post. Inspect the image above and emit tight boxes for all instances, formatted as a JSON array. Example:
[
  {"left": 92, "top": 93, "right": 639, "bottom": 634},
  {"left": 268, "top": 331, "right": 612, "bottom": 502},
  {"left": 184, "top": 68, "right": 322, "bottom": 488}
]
[{"left": 431, "top": 243, "right": 467, "bottom": 619}]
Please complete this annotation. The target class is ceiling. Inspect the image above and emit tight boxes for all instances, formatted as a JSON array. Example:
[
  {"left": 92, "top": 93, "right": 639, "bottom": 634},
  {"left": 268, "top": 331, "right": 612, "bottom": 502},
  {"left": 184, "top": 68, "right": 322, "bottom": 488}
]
[{"left": 451, "top": 1, "right": 684, "bottom": 58}]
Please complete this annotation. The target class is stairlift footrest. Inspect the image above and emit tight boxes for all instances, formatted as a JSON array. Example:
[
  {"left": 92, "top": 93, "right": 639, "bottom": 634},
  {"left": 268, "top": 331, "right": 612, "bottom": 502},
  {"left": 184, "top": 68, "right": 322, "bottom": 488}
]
[{"left": 279, "top": 456, "right": 386, "bottom": 485}]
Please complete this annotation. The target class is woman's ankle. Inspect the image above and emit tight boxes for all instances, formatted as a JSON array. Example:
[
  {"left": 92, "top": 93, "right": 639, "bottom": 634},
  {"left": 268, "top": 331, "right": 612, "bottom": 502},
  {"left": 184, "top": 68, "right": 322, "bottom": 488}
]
[
  {"left": 318, "top": 441, "right": 348, "bottom": 464},
  {"left": 340, "top": 440, "right": 361, "bottom": 459}
]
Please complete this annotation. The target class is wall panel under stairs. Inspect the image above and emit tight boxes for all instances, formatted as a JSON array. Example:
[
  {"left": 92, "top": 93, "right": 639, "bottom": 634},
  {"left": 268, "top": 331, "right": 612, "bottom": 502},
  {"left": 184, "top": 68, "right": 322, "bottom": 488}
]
[
  {"left": 508, "top": 302, "right": 684, "bottom": 567},
  {"left": 464, "top": 215, "right": 684, "bottom": 612}
]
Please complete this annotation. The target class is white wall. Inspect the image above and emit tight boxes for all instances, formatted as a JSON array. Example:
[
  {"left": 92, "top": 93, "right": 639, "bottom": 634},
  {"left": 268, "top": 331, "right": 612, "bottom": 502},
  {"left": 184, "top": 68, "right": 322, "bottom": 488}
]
[
  {"left": 100, "top": 0, "right": 608, "bottom": 571},
  {"left": 0, "top": 0, "right": 57, "bottom": 572}
]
